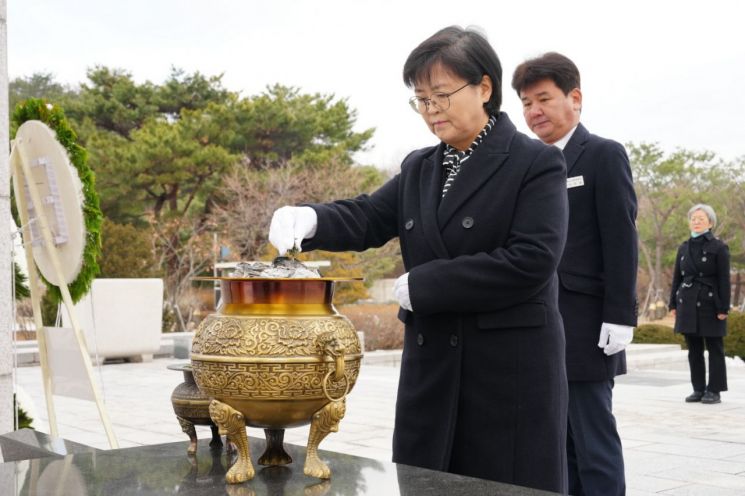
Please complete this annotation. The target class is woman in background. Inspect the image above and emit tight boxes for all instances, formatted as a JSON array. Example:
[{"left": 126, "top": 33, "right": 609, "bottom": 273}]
[{"left": 669, "top": 204, "right": 730, "bottom": 404}]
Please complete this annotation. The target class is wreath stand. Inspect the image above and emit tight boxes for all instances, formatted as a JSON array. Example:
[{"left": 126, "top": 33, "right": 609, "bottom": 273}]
[{"left": 10, "top": 120, "right": 118, "bottom": 448}]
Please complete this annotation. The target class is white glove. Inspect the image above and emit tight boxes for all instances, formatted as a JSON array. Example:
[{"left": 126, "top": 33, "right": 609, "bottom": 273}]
[
  {"left": 268, "top": 206, "right": 318, "bottom": 256},
  {"left": 598, "top": 322, "right": 634, "bottom": 356},
  {"left": 394, "top": 273, "right": 413, "bottom": 311}
]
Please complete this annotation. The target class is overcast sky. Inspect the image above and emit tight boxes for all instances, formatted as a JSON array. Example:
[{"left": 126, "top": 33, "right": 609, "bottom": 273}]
[{"left": 8, "top": 0, "right": 745, "bottom": 171}]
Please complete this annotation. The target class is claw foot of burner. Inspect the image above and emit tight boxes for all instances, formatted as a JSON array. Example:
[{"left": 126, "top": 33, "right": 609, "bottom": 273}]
[
  {"left": 209, "top": 399, "right": 255, "bottom": 483},
  {"left": 259, "top": 428, "right": 293, "bottom": 466},
  {"left": 177, "top": 416, "right": 198, "bottom": 455},
  {"left": 304, "top": 399, "right": 346, "bottom": 479},
  {"left": 209, "top": 424, "right": 224, "bottom": 451}
]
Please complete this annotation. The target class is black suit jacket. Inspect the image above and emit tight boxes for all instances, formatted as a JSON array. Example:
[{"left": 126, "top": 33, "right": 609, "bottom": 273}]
[
  {"left": 303, "top": 113, "right": 569, "bottom": 493},
  {"left": 558, "top": 123, "right": 638, "bottom": 381}
]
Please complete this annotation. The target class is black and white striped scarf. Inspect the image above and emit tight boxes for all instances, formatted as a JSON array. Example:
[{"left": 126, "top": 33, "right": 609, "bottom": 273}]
[{"left": 441, "top": 114, "right": 497, "bottom": 198}]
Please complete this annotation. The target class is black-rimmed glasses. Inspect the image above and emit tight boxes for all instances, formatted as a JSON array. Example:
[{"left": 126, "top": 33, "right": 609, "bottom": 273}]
[{"left": 408, "top": 82, "right": 471, "bottom": 113}]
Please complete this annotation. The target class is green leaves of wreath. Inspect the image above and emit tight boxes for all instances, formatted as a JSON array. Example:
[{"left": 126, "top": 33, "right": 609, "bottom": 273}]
[{"left": 11, "top": 99, "right": 103, "bottom": 304}]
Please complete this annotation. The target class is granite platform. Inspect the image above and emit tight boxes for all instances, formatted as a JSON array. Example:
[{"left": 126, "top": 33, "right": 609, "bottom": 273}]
[
  {"left": 0, "top": 428, "right": 99, "bottom": 462},
  {"left": 13, "top": 352, "right": 745, "bottom": 495},
  {"left": 0, "top": 430, "right": 557, "bottom": 495}
]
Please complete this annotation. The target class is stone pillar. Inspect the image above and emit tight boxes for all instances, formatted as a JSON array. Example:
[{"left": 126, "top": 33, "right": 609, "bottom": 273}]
[{"left": 0, "top": 0, "right": 14, "bottom": 437}]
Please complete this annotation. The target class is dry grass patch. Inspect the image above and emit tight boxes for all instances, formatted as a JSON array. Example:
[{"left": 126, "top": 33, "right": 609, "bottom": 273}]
[{"left": 338, "top": 303, "right": 403, "bottom": 351}]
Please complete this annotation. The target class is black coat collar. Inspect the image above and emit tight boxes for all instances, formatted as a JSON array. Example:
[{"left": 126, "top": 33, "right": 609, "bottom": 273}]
[
  {"left": 417, "top": 112, "right": 514, "bottom": 257},
  {"left": 563, "top": 122, "right": 589, "bottom": 175},
  {"left": 687, "top": 231, "right": 715, "bottom": 243},
  {"left": 434, "top": 112, "right": 513, "bottom": 226}
]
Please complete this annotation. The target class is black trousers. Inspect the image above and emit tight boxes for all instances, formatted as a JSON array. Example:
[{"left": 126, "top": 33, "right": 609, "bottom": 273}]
[
  {"left": 567, "top": 380, "right": 624, "bottom": 496},
  {"left": 685, "top": 335, "right": 728, "bottom": 393}
]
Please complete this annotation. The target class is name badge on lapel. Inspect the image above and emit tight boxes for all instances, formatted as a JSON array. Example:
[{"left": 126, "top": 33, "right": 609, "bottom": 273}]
[{"left": 567, "top": 175, "right": 584, "bottom": 189}]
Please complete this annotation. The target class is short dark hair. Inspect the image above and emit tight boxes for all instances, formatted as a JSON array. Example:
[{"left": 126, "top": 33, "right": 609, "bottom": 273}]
[
  {"left": 403, "top": 26, "right": 502, "bottom": 115},
  {"left": 511, "top": 52, "right": 581, "bottom": 96}
]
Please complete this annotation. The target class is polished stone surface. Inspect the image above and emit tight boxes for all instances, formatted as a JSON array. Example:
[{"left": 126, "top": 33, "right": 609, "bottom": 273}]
[
  {"left": 13, "top": 353, "right": 745, "bottom": 495},
  {"left": 0, "top": 428, "right": 98, "bottom": 462},
  {"left": 0, "top": 434, "right": 556, "bottom": 495}
]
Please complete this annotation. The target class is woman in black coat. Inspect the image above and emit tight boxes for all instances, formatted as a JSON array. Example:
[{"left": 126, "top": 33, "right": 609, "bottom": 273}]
[
  {"left": 269, "top": 26, "right": 569, "bottom": 494},
  {"left": 669, "top": 204, "right": 730, "bottom": 404}
]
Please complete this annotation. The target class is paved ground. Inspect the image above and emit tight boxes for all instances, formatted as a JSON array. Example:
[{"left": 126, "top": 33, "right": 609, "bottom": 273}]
[{"left": 12, "top": 345, "right": 745, "bottom": 496}]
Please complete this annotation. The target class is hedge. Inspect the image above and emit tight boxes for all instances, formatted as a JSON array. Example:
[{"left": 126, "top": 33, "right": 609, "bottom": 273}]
[{"left": 634, "top": 311, "right": 745, "bottom": 359}]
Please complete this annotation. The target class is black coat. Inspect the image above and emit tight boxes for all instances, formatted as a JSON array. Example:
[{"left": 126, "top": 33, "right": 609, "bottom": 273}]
[
  {"left": 558, "top": 124, "right": 638, "bottom": 381},
  {"left": 303, "top": 113, "right": 569, "bottom": 493},
  {"left": 669, "top": 232, "right": 730, "bottom": 336}
]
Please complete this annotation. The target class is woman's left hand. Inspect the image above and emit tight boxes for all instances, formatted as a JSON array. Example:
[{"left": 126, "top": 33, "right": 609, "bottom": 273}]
[
  {"left": 717, "top": 313, "right": 727, "bottom": 320},
  {"left": 394, "top": 273, "right": 413, "bottom": 311}
]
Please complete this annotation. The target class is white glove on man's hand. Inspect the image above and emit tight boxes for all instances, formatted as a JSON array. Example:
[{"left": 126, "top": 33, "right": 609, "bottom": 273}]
[
  {"left": 268, "top": 206, "right": 318, "bottom": 256},
  {"left": 598, "top": 322, "right": 634, "bottom": 356},
  {"left": 394, "top": 273, "right": 413, "bottom": 311}
]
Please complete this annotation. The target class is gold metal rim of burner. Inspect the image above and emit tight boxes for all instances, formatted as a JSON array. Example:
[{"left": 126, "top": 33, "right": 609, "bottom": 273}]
[
  {"left": 192, "top": 276, "right": 364, "bottom": 282},
  {"left": 171, "top": 398, "right": 211, "bottom": 406},
  {"left": 191, "top": 354, "right": 364, "bottom": 363},
  {"left": 217, "top": 303, "right": 342, "bottom": 315}
]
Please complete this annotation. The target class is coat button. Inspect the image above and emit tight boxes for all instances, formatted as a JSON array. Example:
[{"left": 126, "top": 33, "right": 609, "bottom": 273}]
[
  {"left": 679, "top": 299, "right": 683, "bottom": 303},
  {"left": 405, "top": 218, "right": 415, "bottom": 230},
  {"left": 450, "top": 335, "right": 458, "bottom": 347},
  {"left": 699, "top": 272, "right": 703, "bottom": 276},
  {"left": 417, "top": 333, "right": 424, "bottom": 346},
  {"left": 709, "top": 292, "right": 713, "bottom": 297},
  {"left": 461, "top": 217, "right": 474, "bottom": 229},
  {"left": 682, "top": 270, "right": 685, "bottom": 275},
  {"left": 702, "top": 257, "right": 707, "bottom": 262},
  {"left": 697, "top": 302, "right": 701, "bottom": 307},
  {"left": 681, "top": 256, "right": 685, "bottom": 260}
]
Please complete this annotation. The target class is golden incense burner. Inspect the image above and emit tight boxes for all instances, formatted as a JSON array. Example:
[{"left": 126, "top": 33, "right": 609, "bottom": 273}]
[{"left": 190, "top": 276, "right": 363, "bottom": 484}]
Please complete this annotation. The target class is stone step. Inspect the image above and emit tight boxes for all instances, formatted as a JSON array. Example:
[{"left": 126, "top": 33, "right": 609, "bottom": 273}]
[
  {"left": 362, "top": 345, "right": 692, "bottom": 370},
  {"left": 14, "top": 337, "right": 690, "bottom": 371},
  {"left": 362, "top": 349, "right": 402, "bottom": 367},
  {"left": 626, "top": 344, "right": 688, "bottom": 371},
  {"left": 626, "top": 343, "right": 683, "bottom": 355},
  {"left": 12, "top": 332, "right": 196, "bottom": 366}
]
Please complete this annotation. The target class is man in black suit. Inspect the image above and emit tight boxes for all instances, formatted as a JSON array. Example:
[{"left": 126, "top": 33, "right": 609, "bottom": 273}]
[{"left": 512, "top": 53, "right": 638, "bottom": 496}]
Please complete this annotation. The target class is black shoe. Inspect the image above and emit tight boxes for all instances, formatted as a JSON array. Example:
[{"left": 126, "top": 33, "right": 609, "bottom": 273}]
[
  {"left": 685, "top": 391, "right": 704, "bottom": 402},
  {"left": 701, "top": 391, "right": 721, "bottom": 404}
]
